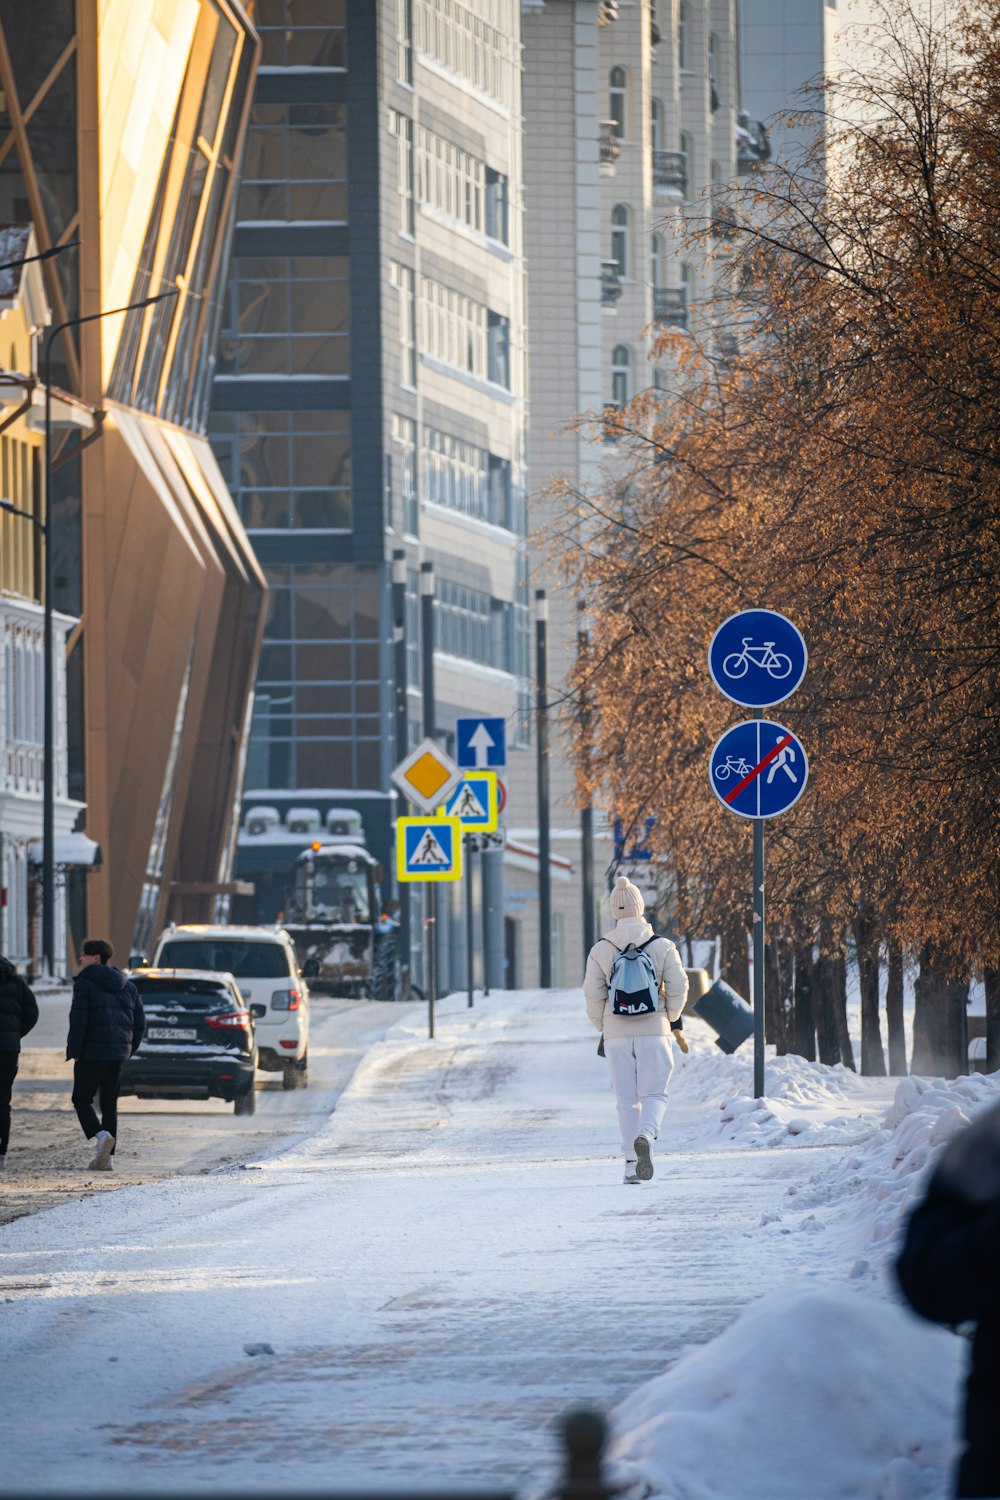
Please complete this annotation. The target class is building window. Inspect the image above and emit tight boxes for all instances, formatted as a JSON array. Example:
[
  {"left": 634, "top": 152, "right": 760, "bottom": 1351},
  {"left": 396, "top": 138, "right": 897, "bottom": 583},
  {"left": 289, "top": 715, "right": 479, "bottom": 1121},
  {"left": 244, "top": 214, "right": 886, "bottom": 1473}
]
[
  {"left": 678, "top": 1, "right": 689, "bottom": 70},
  {"left": 485, "top": 167, "right": 508, "bottom": 244},
  {"left": 388, "top": 109, "right": 415, "bottom": 235},
  {"left": 421, "top": 426, "right": 513, "bottom": 527},
  {"left": 209, "top": 409, "right": 352, "bottom": 532},
  {"left": 415, "top": 124, "right": 492, "bottom": 236},
  {"left": 413, "top": 0, "right": 519, "bottom": 109},
  {"left": 216, "top": 254, "right": 350, "bottom": 378},
  {"left": 391, "top": 414, "right": 419, "bottom": 536},
  {"left": 239, "top": 101, "right": 348, "bottom": 222},
  {"left": 487, "top": 311, "right": 510, "bottom": 388},
  {"left": 406, "top": 570, "right": 421, "bottom": 689},
  {"left": 650, "top": 232, "right": 663, "bottom": 289},
  {"left": 397, "top": 0, "right": 414, "bottom": 82},
  {"left": 680, "top": 130, "right": 693, "bottom": 199},
  {"left": 435, "top": 580, "right": 511, "bottom": 672},
  {"left": 611, "top": 344, "right": 631, "bottom": 407},
  {"left": 709, "top": 32, "right": 720, "bottom": 108},
  {"left": 609, "top": 66, "right": 627, "bottom": 139},
  {"left": 651, "top": 98, "right": 664, "bottom": 154},
  {"left": 256, "top": 3, "right": 346, "bottom": 67},
  {"left": 611, "top": 204, "right": 630, "bottom": 278},
  {"left": 390, "top": 262, "right": 417, "bottom": 386}
]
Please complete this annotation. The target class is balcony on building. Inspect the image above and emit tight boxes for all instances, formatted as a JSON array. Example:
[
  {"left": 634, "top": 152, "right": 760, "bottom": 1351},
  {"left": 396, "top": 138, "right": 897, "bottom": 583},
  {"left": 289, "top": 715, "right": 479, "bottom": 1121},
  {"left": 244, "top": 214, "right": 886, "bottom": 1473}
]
[
  {"left": 600, "top": 121, "right": 621, "bottom": 175},
  {"left": 601, "top": 402, "right": 622, "bottom": 444},
  {"left": 716, "top": 332, "right": 740, "bottom": 368},
  {"left": 653, "top": 286, "right": 688, "bottom": 329},
  {"left": 601, "top": 260, "right": 623, "bottom": 307},
  {"left": 736, "top": 112, "right": 772, "bottom": 175},
  {"left": 653, "top": 149, "right": 687, "bottom": 199},
  {"left": 710, "top": 197, "right": 739, "bottom": 246},
  {"left": 597, "top": 1, "right": 620, "bottom": 23}
]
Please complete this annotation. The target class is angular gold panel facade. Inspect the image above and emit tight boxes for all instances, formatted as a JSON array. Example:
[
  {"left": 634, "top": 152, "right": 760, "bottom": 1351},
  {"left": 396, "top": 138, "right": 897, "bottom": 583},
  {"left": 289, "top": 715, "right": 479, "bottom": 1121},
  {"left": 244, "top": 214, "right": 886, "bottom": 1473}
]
[{"left": 0, "top": 2, "right": 264, "bottom": 964}]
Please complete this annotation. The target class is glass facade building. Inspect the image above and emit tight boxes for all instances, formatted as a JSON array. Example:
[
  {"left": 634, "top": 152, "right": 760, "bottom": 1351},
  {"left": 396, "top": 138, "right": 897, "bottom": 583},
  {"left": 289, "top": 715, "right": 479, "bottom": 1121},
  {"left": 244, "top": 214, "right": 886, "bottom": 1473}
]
[{"left": 215, "top": 0, "right": 529, "bottom": 990}]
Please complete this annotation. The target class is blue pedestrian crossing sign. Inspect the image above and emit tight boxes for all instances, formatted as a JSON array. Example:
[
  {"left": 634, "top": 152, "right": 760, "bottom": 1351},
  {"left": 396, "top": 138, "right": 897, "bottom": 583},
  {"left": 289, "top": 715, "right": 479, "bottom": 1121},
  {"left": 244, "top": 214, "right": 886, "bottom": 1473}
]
[
  {"left": 396, "top": 816, "right": 463, "bottom": 882},
  {"left": 708, "top": 720, "right": 809, "bottom": 820},
  {"left": 438, "top": 772, "right": 499, "bottom": 833},
  {"left": 708, "top": 610, "right": 807, "bottom": 708},
  {"left": 456, "top": 716, "right": 506, "bottom": 769}
]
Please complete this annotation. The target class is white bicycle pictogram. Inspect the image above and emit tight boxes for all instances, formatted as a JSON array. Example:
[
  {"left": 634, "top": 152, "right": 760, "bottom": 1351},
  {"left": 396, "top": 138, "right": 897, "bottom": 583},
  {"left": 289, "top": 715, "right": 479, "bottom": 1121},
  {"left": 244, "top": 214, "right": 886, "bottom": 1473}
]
[
  {"left": 714, "top": 754, "right": 754, "bottom": 782},
  {"left": 722, "top": 638, "right": 794, "bottom": 680}
]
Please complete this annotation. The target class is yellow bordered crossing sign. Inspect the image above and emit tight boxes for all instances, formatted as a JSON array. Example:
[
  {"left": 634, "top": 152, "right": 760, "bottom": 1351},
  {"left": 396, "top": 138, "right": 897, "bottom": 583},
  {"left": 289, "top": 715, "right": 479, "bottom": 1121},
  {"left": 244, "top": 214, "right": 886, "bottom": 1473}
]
[
  {"left": 437, "top": 771, "right": 498, "bottom": 833},
  {"left": 396, "top": 816, "right": 463, "bottom": 883},
  {"left": 390, "top": 737, "right": 463, "bottom": 815}
]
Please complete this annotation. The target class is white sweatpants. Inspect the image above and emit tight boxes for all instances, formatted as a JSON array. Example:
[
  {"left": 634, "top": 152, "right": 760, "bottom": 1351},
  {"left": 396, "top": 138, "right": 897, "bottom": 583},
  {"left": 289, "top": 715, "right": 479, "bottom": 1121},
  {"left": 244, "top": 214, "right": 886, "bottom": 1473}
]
[{"left": 604, "top": 1033, "right": 674, "bottom": 1157}]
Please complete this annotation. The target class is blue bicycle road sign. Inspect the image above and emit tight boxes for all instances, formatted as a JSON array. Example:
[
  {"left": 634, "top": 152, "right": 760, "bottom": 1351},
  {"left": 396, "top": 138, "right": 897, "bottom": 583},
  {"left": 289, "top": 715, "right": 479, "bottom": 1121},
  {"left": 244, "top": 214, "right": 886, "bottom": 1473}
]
[
  {"left": 456, "top": 716, "right": 506, "bottom": 769},
  {"left": 708, "top": 719, "right": 809, "bottom": 820},
  {"left": 708, "top": 609, "right": 807, "bottom": 708}
]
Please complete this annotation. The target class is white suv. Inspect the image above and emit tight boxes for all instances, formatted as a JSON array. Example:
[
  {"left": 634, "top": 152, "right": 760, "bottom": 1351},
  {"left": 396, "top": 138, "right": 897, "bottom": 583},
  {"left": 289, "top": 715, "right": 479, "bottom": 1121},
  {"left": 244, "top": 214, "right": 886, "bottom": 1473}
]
[{"left": 150, "top": 925, "right": 309, "bottom": 1089}]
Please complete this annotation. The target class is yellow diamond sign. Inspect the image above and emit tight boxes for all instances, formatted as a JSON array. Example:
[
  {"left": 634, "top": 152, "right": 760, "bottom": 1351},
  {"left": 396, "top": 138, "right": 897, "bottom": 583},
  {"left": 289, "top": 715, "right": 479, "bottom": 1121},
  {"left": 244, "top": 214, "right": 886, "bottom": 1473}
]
[{"left": 391, "top": 736, "right": 463, "bottom": 814}]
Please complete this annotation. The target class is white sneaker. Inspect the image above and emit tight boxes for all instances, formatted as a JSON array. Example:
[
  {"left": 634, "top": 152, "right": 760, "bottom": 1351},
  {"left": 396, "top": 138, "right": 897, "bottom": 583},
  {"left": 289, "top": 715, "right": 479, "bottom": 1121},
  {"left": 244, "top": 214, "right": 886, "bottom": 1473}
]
[
  {"left": 88, "top": 1131, "right": 115, "bottom": 1170},
  {"left": 633, "top": 1133, "right": 654, "bottom": 1181},
  {"left": 623, "top": 1160, "right": 640, "bottom": 1185}
]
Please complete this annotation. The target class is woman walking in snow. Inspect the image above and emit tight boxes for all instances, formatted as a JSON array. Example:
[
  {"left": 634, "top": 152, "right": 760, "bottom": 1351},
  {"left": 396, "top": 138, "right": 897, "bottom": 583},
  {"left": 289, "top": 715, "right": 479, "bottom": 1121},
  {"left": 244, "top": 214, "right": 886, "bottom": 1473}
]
[{"left": 584, "top": 875, "right": 688, "bottom": 1184}]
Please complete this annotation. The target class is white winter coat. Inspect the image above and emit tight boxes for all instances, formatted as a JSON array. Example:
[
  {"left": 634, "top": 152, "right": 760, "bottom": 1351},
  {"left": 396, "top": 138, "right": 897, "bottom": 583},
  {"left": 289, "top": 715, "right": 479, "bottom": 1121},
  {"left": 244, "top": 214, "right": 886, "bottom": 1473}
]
[{"left": 584, "top": 917, "right": 689, "bottom": 1039}]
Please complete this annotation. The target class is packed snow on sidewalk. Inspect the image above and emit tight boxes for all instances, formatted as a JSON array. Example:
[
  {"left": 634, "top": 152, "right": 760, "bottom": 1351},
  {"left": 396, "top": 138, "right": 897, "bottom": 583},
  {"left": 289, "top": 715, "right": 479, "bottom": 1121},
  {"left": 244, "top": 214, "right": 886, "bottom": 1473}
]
[{"left": 0, "top": 989, "right": 996, "bottom": 1499}]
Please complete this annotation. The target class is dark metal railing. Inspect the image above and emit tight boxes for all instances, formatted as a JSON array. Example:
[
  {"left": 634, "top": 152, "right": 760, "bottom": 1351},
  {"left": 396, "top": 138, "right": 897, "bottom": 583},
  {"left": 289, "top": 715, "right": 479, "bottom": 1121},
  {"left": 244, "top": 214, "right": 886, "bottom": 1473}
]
[
  {"left": 600, "top": 261, "right": 623, "bottom": 306},
  {"left": 599, "top": 124, "right": 621, "bottom": 170},
  {"left": 653, "top": 286, "right": 688, "bottom": 327},
  {"left": 652, "top": 149, "right": 687, "bottom": 196}
]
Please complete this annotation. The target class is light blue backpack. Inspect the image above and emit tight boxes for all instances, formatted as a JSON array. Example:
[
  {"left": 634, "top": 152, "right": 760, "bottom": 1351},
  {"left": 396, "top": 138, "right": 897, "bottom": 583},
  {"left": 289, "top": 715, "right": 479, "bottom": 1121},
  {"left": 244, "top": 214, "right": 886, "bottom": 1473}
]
[{"left": 608, "top": 937, "right": 660, "bottom": 1017}]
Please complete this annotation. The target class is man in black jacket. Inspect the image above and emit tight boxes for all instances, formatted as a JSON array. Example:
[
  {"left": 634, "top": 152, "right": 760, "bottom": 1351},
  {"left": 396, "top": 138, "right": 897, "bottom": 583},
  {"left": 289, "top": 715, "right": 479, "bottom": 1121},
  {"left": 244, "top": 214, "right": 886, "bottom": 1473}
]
[
  {"left": 0, "top": 955, "right": 39, "bottom": 1166},
  {"left": 67, "top": 938, "right": 145, "bottom": 1171},
  {"left": 896, "top": 1099, "right": 1000, "bottom": 1498}
]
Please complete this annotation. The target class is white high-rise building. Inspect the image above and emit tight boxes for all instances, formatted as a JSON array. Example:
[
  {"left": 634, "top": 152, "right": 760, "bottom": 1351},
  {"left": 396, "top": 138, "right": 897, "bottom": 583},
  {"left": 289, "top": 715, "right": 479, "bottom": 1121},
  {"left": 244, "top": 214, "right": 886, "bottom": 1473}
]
[{"left": 506, "top": 0, "right": 766, "bottom": 987}]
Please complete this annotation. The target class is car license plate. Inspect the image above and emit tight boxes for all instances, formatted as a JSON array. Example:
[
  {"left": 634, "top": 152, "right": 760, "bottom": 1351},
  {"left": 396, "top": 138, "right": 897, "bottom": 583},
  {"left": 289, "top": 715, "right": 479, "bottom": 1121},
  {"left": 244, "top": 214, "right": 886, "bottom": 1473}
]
[{"left": 146, "top": 1027, "right": 197, "bottom": 1041}]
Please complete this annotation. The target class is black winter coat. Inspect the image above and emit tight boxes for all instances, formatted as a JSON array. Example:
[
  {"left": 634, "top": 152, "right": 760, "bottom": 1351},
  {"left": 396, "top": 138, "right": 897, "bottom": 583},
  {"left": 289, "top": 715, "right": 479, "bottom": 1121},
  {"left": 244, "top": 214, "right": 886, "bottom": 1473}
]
[
  {"left": 896, "top": 1099, "right": 1000, "bottom": 1499},
  {"left": 66, "top": 964, "right": 145, "bottom": 1062},
  {"left": 0, "top": 957, "right": 39, "bottom": 1053}
]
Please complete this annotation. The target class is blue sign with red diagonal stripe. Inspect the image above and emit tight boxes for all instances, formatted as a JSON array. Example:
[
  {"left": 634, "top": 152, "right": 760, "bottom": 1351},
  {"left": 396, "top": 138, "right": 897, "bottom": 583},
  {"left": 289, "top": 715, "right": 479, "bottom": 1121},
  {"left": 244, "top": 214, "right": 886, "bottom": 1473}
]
[{"left": 708, "top": 719, "right": 808, "bottom": 820}]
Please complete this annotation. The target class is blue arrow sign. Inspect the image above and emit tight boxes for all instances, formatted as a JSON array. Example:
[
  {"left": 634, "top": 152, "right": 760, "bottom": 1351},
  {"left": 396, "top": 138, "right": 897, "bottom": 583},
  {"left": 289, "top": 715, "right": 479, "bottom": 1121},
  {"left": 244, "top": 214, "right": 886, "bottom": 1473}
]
[
  {"left": 456, "top": 716, "right": 506, "bottom": 770},
  {"left": 708, "top": 610, "right": 807, "bottom": 708},
  {"left": 708, "top": 720, "right": 809, "bottom": 820}
]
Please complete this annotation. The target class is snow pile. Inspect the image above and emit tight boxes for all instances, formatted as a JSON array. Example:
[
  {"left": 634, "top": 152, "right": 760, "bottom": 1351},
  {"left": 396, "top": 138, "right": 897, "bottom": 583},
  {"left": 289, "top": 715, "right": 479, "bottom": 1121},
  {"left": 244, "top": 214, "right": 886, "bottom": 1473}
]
[
  {"left": 608, "top": 1286, "right": 961, "bottom": 1500},
  {"left": 673, "top": 1025, "right": 892, "bottom": 1149},
  {"left": 767, "top": 1071, "right": 1000, "bottom": 1275}
]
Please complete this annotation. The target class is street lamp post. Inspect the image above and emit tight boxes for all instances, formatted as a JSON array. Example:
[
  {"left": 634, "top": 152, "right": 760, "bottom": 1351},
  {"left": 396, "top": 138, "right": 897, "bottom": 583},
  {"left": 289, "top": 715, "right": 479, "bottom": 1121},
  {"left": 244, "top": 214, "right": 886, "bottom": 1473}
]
[{"left": 2, "top": 285, "right": 179, "bottom": 973}]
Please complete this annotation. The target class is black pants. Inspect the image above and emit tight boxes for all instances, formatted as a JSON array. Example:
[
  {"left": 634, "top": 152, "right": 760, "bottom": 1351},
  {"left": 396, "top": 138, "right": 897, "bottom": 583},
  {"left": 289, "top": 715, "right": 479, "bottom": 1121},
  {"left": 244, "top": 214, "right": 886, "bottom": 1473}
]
[
  {"left": 72, "top": 1059, "right": 123, "bottom": 1146},
  {"left": 0, "top": 1049, "right": 19, "bottom": 1155}
]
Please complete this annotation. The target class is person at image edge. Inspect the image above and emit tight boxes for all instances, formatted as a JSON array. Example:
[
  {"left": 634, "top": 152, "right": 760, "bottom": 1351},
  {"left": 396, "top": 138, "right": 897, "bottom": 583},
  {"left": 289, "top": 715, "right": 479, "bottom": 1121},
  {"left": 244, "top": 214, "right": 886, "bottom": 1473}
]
[{"left": 0, "top": 954, "right": 39, "bottom": 1167}]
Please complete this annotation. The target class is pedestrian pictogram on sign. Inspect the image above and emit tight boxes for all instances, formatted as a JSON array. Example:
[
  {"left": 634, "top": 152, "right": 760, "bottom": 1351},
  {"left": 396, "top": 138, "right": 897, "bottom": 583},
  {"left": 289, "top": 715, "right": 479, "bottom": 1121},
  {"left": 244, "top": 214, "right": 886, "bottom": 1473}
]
[
  {"left": 708, "top": 610, "right": 807, "bottom": 708},
  {"left": 708, "top": 720, "right": 809, "bottom": 820},
  {"left": 391, "top": 737, "right": 463, "bottom": 814},
  {"left": 438, "top": 771, "right": 499, "bottom": 832},
  {"left": 396, "top": 816, "right": 463, "bottom": 882},
  {"left": 456, "top": 717, "right": 507, "bottom": 770}
]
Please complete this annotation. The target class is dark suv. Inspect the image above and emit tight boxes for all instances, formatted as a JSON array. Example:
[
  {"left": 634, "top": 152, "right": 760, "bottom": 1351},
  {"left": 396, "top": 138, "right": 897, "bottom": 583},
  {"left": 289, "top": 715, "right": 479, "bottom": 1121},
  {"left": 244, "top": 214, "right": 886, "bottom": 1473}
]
[{"left": 121, "top": 969, "right": 258, "bottom": 1114}]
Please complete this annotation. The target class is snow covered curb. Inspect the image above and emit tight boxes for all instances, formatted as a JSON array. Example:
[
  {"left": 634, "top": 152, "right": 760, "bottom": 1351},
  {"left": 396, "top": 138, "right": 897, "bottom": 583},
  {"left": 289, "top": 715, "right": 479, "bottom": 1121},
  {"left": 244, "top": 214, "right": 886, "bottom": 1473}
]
[{"left": 607, "top": 1069, "right": 1000, "bottom": 1500}]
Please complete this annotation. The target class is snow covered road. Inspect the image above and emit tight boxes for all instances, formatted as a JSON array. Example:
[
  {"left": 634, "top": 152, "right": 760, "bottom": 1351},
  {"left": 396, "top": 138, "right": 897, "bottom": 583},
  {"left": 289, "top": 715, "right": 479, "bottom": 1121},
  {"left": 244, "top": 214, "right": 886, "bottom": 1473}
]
[{"left": 0, "top": 991, "right": 980, "bottom": 1495}]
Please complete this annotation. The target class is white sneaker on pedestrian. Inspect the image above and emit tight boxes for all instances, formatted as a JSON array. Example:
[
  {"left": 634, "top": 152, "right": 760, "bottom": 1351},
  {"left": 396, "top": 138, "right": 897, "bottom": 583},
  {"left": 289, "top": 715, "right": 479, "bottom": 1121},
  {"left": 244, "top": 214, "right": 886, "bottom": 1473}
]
[
  {"left": 623, "top": 1160, "right": 640, "bottom": 1185},
  {"left": 633, "top": 1133, "right": 654, "bottom": 1181},
  {"left": 88, "top": 1131, "right": 115, "bottom": 1170}
]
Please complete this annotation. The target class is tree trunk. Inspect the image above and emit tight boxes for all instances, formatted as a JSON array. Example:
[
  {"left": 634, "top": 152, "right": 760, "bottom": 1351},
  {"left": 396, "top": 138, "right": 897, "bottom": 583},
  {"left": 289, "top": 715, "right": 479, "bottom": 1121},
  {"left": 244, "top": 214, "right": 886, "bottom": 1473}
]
[
  {"left": 764, "top": 941, "right": 781, "bottom": 1049},
  {"left": 720, "top": 919, "right": 750, "bottom": 1004},
  {"left": 885, "top": 941, "right": 907, "bottom": 1076},
  {"left": 912, "top": 944, "right": 969, "bottom": 1077},
  {"left": 792, "top": 943, "right": 817, "bottom": 1060},
  {"left": 854, "top": 909, "right": 886, "bottom": 1076},
  {"left": 986, "top": 969, "right": 1000, "bottom": 1074},
  {"left": 832, "top": 947, "right": 856, "bottom": 1071},
  {"left": 814, "top": 952, "right": 842, "bottom": 1066}
]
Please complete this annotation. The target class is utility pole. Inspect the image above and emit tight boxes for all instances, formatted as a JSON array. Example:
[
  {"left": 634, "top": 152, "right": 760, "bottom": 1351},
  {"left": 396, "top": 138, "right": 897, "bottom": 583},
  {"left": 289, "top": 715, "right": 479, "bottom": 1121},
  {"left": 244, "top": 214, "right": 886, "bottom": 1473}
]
[
  {"left": 391, "top": 549, "right": 410, "bottom": 979},
  {"left": 536, "top": 589, "right": 551, "bottom": 987},
  {"left": 420, "top": 561, "right": 437, "bottom": 1036},
  {"left": 577, "top": 605, "right": 596, "bottom": 957}
]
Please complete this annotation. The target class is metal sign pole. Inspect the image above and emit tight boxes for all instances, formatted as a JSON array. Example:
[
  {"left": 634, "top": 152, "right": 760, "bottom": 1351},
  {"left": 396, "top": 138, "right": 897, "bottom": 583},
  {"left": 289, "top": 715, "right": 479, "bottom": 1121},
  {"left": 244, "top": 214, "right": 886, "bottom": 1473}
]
[
  {"left": 465, "top": 834, "right": 475, "bottom": 1007},
  {"left": 421, "top": 561, "right": 437, "bottom": 1040},
  {"left": 753, "top": 814, "right": 766, "bottom": 1100},
  {"left": 481, "top": 845, "right": 491, "bottom": 997}
]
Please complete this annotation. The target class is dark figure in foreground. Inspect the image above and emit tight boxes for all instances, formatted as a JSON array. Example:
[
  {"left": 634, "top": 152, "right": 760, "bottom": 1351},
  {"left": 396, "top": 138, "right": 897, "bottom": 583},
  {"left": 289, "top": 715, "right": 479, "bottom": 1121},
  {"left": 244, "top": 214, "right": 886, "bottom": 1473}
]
[
  {"left": 0, "top": 955, "right": 39, "bottom": 1166},
  {"left": 67, "top": 939, "right": 145, "bottom": 1171},
  {"left": 896, "top": 1099, "right": 1000, "bottom": 1498}
]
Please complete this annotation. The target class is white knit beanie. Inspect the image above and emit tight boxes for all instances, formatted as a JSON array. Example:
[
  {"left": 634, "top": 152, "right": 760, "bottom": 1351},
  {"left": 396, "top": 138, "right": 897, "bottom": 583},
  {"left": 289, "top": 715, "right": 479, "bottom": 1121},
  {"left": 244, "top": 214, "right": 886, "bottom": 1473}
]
[{"left": 610, "top": 874, "right": 645, "bottom": 919}]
